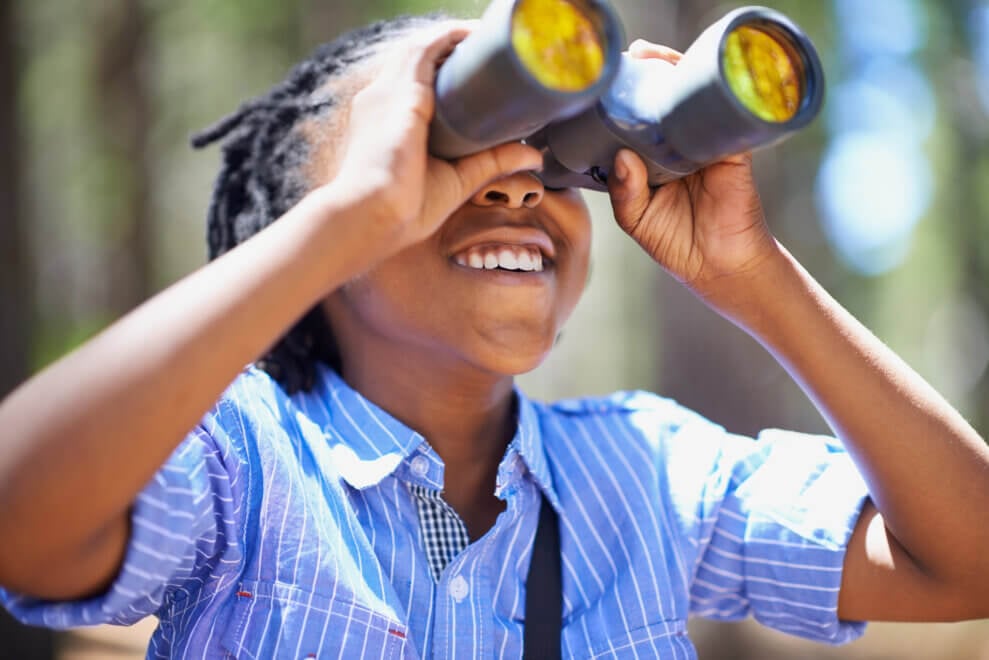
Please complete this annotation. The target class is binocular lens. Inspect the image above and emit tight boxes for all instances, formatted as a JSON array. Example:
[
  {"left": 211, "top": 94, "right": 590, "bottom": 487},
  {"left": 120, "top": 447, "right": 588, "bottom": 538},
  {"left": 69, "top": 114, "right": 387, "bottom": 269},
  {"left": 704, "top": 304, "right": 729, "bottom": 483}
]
[
  {"left": 722, "top": 25, "right": 804, "bottom": 123},
  {"left": 511, "top": 0, "right": 606, "bottom": 92}
]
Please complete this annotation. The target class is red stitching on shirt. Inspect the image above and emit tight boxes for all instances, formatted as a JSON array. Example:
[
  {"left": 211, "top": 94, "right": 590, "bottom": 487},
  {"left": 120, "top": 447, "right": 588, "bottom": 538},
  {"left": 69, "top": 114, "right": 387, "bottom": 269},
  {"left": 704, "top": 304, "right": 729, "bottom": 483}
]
[
  {"left": 388, "top": 629, "right": 407, "bottom": 639},
  {"left": 235, "top": 590, "right": 252, "bottom": 598}
]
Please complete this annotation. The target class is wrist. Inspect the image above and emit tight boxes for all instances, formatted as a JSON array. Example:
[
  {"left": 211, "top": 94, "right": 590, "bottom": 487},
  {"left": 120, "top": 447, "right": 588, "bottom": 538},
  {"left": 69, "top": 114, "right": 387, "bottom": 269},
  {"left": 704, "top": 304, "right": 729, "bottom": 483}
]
[
  {"left": 295, "top": 183, "right": 405, "bottom": 285},
  {"left": 691, "top": 241, "right": 803, "bottom": 332},
  {"left": 322, "top": 165, "right": 416, "bottom": 235}
]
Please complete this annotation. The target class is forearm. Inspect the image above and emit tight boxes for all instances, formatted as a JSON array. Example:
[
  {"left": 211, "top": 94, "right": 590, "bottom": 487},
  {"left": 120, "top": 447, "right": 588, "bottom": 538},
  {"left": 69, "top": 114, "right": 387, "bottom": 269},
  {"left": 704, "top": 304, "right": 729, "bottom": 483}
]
[
  {"left": 0, "top": 185, "right": 385, "bottom": 592},
  {"left": 709, "top": 244, "right": 989, "bottom": 590}
]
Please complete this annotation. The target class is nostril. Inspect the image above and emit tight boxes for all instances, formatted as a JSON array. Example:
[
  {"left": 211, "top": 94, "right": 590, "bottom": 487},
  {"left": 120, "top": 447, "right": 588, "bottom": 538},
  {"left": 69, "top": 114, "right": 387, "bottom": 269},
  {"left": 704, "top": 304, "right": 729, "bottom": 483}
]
[
  {"left": 523, "top": 192, "right": 540, "bottom": 207},
  {"left": 485, "top": 191, "right": 510, "bottom": 204}
]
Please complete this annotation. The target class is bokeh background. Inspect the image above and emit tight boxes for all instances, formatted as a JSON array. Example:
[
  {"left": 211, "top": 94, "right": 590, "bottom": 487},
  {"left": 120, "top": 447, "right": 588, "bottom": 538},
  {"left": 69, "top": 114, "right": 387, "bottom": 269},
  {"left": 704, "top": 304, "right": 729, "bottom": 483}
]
[{"left": 1, "top": 0, "right": 988, "bottom": 657}]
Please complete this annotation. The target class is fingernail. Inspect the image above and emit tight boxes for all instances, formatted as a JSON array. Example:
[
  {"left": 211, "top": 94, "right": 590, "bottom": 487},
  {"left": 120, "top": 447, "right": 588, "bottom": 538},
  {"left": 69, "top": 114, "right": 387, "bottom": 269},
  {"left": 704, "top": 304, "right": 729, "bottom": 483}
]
[{"left": 614, "top": 156, "right": 628, "bottom": 183}]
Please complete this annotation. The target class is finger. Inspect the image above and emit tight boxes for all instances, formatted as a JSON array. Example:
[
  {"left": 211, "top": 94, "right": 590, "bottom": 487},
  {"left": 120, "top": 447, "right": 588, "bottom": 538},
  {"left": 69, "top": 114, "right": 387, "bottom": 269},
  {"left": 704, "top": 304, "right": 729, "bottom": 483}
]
[
  {"left": 410, "top": 21, "right": 476, "bottom": 84},
  {"left": 449, "top": 142, "right": 544, "bottom": 197},
  {"left": 718, "top": 151, "right": 753, "bottom": 167},
  {"left": 369, "top": 21, "right": 473, "bottom": 93},
  {"left": 627, "top": 39, "right": 682, "bottom": 64},
  {"left": 607, "top": 149, "right": 652, "bottom": 232},
  {"left": 366, "top": 23, "right": 476, "bottom": 125}
]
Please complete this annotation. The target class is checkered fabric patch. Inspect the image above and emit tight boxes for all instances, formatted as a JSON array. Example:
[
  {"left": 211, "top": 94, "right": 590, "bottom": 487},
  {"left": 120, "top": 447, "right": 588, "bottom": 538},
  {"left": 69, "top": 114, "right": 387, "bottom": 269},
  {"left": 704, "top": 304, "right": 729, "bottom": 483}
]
[{"left": 408, "top": 483, "right": 470, "bottom": 581}]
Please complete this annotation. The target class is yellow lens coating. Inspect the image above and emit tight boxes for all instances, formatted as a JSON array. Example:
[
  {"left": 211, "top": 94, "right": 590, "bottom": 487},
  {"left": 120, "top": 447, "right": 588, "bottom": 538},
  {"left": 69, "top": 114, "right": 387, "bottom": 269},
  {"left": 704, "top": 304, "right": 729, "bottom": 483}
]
[
  {"left": 723, "top": 25, "right": 803, "bottom": 122},
  {"left": 512, "top": 0, "right": 605, "bottom": 92}
]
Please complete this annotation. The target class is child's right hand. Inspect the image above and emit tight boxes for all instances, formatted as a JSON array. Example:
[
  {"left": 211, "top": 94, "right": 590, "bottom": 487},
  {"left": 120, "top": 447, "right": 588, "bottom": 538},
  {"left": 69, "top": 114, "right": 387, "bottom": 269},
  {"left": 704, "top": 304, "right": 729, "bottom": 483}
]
[{"left": 329, "top": 23, "right": 544, "bottom": 258}]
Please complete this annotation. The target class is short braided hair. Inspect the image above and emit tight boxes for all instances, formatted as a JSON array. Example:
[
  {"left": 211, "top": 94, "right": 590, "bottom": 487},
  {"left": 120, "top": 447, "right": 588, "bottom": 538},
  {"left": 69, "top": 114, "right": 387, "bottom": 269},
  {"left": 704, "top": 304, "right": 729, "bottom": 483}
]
[{"left": 192, "top": 13, "right": 447, "bottom": 393}]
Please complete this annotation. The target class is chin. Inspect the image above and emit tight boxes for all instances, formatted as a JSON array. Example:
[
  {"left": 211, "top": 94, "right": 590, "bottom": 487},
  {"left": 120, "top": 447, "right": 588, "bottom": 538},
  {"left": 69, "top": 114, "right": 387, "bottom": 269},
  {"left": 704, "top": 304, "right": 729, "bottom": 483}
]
[
  {"left": 476, "top": 335, "right": 556, "bottom": 377},
  {"left": 464, "top": 314, "right": 564, "bottom": 376},
  {"left": 497, "top": 353, "right": 550, "bottom": 377}
]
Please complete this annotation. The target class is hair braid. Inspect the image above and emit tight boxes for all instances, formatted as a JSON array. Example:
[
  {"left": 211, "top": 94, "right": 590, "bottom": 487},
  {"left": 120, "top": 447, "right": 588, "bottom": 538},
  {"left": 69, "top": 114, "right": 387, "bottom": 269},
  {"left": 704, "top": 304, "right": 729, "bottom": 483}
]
[{"left": 192, "top": 13, "right": 448, "bottom": 393}]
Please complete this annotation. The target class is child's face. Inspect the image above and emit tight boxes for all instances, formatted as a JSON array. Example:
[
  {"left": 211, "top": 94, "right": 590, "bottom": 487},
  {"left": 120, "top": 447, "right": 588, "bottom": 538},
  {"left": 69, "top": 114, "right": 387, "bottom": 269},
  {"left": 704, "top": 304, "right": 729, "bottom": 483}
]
[
  {"left": 328, "top": 182, "right": 591, "bottom": 376},
  {"left": 312, "top": 33, "right": 592, "bottom": 379}
]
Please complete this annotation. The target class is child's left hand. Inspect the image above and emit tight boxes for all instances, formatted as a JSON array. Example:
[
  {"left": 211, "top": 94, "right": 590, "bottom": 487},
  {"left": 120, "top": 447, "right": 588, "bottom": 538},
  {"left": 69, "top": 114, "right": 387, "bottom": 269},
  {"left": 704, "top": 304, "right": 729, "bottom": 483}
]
[{"left": 606, "top": 40, "right": 778, "bottom": 303}]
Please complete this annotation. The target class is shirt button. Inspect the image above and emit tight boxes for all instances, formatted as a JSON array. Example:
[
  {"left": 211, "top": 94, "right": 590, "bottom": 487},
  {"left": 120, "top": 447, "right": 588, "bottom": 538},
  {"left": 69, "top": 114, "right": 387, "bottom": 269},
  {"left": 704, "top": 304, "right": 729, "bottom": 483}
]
[
  {"left": 410, "top": 455, "right": 429, "bottom": 477},
  {"left": 448, "top": 575, "right": 469, "bottom": 602}
]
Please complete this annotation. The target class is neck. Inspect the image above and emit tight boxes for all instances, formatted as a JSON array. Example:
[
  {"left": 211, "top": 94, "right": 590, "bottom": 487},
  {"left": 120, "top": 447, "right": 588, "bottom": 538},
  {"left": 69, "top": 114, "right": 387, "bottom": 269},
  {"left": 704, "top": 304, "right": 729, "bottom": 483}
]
[
  {"left": 338, "top": 348, "right": 516, "bottom": 538},
  {"left": 345, "top": 360, "right": 516, "bottom": 463}
]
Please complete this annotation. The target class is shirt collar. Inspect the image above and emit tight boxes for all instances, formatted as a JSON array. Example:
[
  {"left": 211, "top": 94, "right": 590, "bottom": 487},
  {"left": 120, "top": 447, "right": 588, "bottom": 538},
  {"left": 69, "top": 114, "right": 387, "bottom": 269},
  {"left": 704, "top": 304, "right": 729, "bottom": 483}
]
[
  {"left": 311, "top": 365, "right": 425, "bottom": 490},
  {"left": 310, "top": 364, "right": 560, "bottom": 510},
  {"left": 512, "top": 392, "right": 562, "bottom": 512}
]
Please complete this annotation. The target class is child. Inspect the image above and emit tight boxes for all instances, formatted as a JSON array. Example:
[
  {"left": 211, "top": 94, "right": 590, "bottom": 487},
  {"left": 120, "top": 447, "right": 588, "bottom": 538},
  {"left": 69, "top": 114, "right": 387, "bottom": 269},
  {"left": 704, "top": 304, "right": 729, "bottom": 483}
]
[{"left": 1, "top": 13, "right": 988, "bottom": 660}]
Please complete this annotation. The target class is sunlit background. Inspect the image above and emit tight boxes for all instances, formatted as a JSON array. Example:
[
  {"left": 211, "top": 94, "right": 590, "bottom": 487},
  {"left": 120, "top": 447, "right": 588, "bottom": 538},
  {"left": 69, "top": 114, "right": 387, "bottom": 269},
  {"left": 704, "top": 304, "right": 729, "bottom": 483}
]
[{"left": 1, "top": 0, "right": 988, "bottom": 658}]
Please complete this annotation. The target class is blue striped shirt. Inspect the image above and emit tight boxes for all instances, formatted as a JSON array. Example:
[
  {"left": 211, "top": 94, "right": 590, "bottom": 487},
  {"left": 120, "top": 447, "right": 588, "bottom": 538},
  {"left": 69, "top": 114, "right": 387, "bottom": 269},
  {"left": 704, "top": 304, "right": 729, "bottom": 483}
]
[{"left": 2, "top": 364, "right": 868, "bottom": 658}]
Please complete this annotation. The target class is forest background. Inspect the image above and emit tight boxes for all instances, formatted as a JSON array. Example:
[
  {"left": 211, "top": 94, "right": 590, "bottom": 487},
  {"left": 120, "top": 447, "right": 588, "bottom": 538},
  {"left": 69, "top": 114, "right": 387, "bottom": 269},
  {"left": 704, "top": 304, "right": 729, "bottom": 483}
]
[{"left": 1, "top": 0, "right": 988, "bottom": 658}]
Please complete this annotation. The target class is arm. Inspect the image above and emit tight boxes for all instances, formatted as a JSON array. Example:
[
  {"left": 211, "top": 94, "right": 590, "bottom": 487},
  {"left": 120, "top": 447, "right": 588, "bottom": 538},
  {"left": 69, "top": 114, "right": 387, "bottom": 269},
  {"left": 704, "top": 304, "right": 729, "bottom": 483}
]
[
  {"left": 0, "top": 23, "right": 541, "bottom": 601},
  {"left": 0, "top": 187, "right": 382, "bottom": 601},
  {"left": 712, "top": 243, "right": 989, "bottom": 622},
  {"left": 609, "top": 42, "right": 989, "bottom": 623}
]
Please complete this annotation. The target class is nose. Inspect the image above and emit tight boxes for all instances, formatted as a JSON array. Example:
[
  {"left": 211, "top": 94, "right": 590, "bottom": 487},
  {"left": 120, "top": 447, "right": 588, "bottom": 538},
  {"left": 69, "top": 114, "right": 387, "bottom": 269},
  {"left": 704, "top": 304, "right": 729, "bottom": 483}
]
[{"left": 470, "top": 172, "right": 544, "bottom": 209}]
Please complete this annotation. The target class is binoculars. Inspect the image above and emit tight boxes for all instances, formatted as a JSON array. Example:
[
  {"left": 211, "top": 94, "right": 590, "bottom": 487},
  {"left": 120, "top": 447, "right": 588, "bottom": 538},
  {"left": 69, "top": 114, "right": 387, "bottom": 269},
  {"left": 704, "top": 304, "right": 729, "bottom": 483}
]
[{"left": 429, "top": 0, "right": 824, "bottom": 191}]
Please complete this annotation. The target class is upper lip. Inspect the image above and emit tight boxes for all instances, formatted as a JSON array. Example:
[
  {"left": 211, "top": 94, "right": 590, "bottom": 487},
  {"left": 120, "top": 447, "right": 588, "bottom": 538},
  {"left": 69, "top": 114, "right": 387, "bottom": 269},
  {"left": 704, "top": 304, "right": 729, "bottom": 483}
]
[{"left": 445, "top": 220, "right": 556, "bottom": 262}]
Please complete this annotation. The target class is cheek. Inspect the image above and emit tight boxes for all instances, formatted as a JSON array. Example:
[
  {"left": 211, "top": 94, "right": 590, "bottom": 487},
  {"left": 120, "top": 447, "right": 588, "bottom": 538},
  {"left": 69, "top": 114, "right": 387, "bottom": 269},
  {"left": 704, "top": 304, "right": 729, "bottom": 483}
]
[
  {"left": 338, "top": 272, "right": 420, "bottom": 330},
  {"left": 556, "top": 207, "right": 593, "bottom": 320},
  {"left": 333, "top": 252, "right": 455, "bottom": 341},
  {"left": 558, "top": 249, "right": 590, "bottom": 323}
]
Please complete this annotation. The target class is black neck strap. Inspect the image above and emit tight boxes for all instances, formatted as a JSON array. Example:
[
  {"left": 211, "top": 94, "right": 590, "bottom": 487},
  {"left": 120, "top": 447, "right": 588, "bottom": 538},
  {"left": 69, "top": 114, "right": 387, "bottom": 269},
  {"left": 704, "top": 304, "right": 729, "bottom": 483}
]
[{"left": 523, "top": 493, "right": 562, "bottom": 660}]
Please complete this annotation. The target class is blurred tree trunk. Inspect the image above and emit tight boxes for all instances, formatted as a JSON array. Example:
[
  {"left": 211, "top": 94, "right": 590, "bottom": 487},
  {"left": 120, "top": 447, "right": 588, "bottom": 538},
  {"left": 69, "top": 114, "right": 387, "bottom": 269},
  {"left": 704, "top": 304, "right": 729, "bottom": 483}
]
[
  {"left": 944, "top": 0, "right": 989, "bottom": 437},
  {"left": 0, "top": 0, "right": 30, "bottom": 394},
  {"left": 95, "top": 0, "right": 154, "bottom": 313},
  {"left": 299, "top": 0, "right": 362, "bottom": 47},
  {"left": 0, "top": 0, "right": 54, "bottom": 657}
]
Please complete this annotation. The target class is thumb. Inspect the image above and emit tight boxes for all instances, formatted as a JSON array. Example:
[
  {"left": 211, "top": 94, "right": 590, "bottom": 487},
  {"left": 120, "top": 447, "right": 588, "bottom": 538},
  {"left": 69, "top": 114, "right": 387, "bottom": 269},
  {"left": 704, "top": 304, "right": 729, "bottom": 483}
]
[
  {"left": 450, "top": 142, "right": 544, "bottom": 197},
  {"left": 607, "top": 149, "right": 652, "bottom": 234},
  {"left": 419, "top": 142, "right": 543, "bottom": 231}
]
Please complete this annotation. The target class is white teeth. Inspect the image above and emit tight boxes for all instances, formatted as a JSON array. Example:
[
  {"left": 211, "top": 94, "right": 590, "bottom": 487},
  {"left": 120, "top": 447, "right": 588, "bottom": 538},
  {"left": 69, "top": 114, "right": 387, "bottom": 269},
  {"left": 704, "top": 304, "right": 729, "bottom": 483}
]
[
  {"left": 498, "top": 248, "right": 518, "bottom": 270},
  {"left": 454, "top": 245, "right": 546, "bottom": 273}
]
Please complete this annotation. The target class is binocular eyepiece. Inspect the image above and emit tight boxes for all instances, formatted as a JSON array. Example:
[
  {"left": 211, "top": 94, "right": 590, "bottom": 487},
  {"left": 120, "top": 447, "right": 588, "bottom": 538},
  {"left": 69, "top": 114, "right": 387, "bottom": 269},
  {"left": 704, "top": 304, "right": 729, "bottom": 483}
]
[{"left": 429, "top": 0, "right": 824, "bottom": 191}]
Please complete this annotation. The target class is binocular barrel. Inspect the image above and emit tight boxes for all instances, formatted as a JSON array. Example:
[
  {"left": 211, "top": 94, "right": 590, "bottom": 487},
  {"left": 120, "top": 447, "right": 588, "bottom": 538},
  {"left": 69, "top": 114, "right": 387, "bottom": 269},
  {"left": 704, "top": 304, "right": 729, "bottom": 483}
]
[
  {"left": 429, "top": 0, "right": 625, "bottom": 158},
  {"left": 428, "top": 1, "right": 825, "bottom": 192}
]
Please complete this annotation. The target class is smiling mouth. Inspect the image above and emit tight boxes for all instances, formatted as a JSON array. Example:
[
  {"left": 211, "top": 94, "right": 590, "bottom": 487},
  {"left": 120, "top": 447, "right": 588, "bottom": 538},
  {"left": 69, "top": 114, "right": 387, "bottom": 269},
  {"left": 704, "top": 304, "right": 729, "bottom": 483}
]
[{"left": 452, "top": 244, "right": 547, "bottom": 273}]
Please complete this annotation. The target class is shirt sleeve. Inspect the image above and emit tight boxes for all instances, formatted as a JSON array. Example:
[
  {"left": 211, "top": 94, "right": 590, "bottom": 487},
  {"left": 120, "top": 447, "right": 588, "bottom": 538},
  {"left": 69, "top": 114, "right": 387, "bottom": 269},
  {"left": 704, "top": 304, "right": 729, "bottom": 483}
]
[
  {"left": 660, "top": 414, "right": 868, "bottom": 644},
  {"left": 0, "top": 403, "right": 246, "bottom": 629}
]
